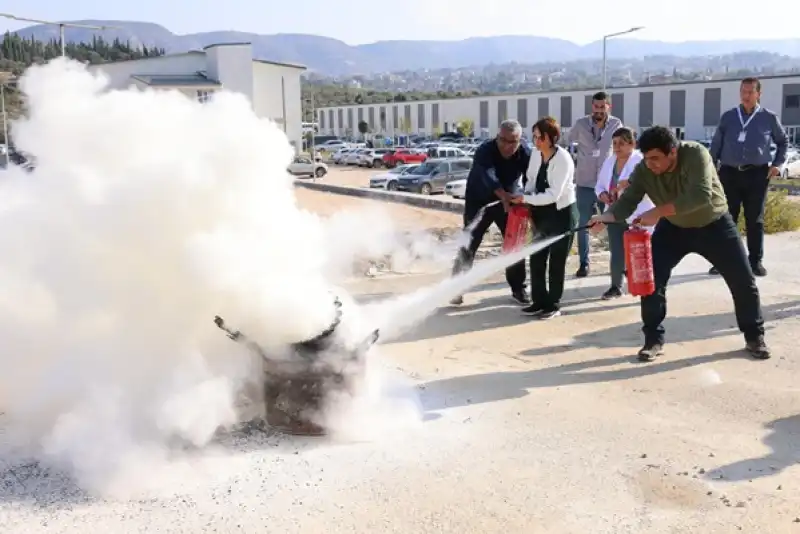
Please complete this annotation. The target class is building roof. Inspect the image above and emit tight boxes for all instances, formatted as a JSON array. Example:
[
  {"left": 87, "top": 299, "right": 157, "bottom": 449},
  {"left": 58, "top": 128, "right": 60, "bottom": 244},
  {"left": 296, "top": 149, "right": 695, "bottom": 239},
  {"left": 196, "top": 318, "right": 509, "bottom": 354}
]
[
  {"left": 86, "top": 44, "right": 306, "bottom": 70},
  {"left": 131, "top": 73, "right": 221, "bottom": 89},
  {"left": 202, "top": 42, "right": 306, "bottom": 70}
]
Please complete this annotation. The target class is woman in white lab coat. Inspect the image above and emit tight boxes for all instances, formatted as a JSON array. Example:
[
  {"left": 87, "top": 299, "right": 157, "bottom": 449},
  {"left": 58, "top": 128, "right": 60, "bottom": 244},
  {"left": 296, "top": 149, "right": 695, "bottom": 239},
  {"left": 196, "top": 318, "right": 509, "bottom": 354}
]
[{"left": 594, "top": 127, "right": 655, "bottom": 299}]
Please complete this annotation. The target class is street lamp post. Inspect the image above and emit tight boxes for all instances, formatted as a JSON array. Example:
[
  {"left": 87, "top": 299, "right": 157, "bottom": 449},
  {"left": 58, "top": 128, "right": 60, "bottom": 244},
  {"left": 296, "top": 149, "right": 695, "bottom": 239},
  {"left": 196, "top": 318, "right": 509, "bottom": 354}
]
[
  {"left": 602, "top": 26, "right": 644, "bottom": 90},
  {"left": 0, "top": 12, "right": 119, "bottom": 57}
]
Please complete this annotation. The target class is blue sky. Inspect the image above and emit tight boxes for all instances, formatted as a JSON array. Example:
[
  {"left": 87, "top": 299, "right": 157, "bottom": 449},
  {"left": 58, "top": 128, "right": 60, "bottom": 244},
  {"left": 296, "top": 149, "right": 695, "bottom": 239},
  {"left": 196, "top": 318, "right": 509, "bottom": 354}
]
[{"left": 1, "top": 0, "right": 798, "bottom": 45}]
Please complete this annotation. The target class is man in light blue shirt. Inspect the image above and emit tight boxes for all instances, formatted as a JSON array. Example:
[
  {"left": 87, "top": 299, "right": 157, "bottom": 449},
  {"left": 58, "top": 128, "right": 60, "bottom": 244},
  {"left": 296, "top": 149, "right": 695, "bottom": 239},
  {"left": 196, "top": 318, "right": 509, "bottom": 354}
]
[
  {"left": 708, "top": 76, "right": 789, "bottom": 277},
  {"left": 565, "top": 92, "right": 623, "bottom": 278}
]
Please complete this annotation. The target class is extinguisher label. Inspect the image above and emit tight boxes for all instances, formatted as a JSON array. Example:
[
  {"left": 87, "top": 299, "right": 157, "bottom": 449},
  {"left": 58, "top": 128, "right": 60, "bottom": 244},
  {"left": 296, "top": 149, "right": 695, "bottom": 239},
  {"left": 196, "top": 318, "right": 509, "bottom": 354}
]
[{"left": 628, "top": 242, "right": 653, "bottom": 283}]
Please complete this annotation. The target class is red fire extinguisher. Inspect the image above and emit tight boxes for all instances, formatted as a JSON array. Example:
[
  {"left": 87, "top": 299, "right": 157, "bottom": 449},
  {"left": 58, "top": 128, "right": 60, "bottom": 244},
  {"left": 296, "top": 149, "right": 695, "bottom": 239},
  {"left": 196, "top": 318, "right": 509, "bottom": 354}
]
[
  {"left": 503, "top": 205, "right": 532, "bottom": 253},
  {"left": 623, "top": 226, "right": 656, "bottom": 296}
]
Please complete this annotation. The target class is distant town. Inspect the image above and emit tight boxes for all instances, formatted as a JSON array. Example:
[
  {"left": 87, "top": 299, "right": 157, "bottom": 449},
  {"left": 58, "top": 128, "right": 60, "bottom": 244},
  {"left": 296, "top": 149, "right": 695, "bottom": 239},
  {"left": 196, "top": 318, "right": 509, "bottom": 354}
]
[{"left": 302, "top": 50, "right": 800, "bottom": 115}]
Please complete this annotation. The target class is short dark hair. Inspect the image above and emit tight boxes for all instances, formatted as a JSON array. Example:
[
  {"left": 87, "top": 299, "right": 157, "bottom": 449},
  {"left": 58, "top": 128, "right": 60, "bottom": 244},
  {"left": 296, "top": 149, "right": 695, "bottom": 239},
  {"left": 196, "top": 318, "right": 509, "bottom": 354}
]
[
  {"left": 592, "top": 91, "right": 610, "bottom": 102},
  {"left": 612, "top": 127, "right": 636, "bottom": 145},
  {"left": 532, "top": 116, "right": 561, "bottom": 145},
  {"left": 637, "top": 126, "right": 678, "bottom": 155},
  {"left": 741, "top": 77, "right": 761, "bottom": 92}
]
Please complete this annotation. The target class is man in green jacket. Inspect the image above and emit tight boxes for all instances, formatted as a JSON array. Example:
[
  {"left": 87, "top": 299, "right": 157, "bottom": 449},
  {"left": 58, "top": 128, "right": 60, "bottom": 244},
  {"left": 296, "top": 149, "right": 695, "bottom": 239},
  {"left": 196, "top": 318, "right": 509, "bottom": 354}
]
[{"left": 589, "top": 126, "right": 769, "bottom": 362}]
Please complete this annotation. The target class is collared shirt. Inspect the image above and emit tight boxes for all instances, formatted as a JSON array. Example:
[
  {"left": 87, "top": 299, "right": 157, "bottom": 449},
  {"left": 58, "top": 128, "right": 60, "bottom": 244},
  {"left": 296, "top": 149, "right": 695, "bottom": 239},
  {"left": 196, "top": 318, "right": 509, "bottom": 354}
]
[
  {"left": 709, "top": 104, "right": 789, "bottom": 168},
  {"left": 465, "top": 139, "right": 531, "bottom": 203},
  {"left": 565, "top": 114, "right": 623, "bottom": 188}
]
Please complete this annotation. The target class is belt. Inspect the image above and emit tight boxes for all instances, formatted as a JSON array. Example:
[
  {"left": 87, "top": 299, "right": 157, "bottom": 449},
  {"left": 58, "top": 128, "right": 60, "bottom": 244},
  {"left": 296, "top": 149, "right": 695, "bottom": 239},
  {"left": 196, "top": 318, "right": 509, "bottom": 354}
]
[{"left": 723, "top": 164, "right": 769, "bottom": 172}]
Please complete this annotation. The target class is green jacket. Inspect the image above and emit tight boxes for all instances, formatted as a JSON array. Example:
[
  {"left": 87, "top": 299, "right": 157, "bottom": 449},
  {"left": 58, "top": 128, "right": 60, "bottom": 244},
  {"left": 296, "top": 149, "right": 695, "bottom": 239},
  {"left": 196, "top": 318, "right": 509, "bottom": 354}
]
[{"left": 609, "top": 141, "right": 728, "bottom": 228}]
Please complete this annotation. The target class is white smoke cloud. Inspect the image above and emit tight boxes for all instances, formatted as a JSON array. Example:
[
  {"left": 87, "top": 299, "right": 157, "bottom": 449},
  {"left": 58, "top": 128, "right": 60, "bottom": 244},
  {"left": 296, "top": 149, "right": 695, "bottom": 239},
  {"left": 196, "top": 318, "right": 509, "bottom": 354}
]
[{"left": 0, "top": 58, "right": 436, "bottom": 496}]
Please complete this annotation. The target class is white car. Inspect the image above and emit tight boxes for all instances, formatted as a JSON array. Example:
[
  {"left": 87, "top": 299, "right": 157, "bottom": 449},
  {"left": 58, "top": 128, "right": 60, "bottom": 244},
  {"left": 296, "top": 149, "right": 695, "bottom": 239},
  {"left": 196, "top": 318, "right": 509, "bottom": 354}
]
[
  {"left": 318, "top": 140, "right": 349, "bottom": 151},
  {"left": 445, "top": 178, "right": 467, "bottom": 199},
  {"left": 344, "top": 149, "right": 366, "bottom": 165},
  {"left": 369, "top": 164, "right": 420, "bottom": 191},
  {"left": 358, "top": 148, "right": 391, "bottom": 168},
  {"left": 332, "top": 148, "right": 353, "bottom": 164},
  {"left": 779, "top": 151, "right": 800, "bottom": 178},
  {"left": 287, "top": 156, "right": 328, "bottom": 178}
]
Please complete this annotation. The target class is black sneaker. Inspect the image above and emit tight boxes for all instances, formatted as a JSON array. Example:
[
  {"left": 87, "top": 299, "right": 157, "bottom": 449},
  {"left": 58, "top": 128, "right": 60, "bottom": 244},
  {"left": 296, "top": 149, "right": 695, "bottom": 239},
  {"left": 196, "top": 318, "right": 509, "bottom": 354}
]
[
  {"left": 637, "top": 342, "right": 664, "bottom": 362},
  {"left": 751, "top": 263, "right": 767, "bottom": 277},
  {"left": 575, "top": 265, "right": 589, "bottom": 278},
  {"left": 512, "top": 288, "right": 530, "bottom": 305},
  {"left": 449, "top": 295, "right": 464, "bottom": 305},
  {"left": 708, "top": 266, "right": 720, "bottom": 275},
  {"left": 538, "top": 307, "right": 561, "bottom": 320},
  {"left": 601, "top": 286, "right": 623, "bottom": 300},
  {"left": 745, "top": 337, "right": 771, "bottom": 359},
  {"left": 521, "top": 303, "right": 544, "bottom": 316}
]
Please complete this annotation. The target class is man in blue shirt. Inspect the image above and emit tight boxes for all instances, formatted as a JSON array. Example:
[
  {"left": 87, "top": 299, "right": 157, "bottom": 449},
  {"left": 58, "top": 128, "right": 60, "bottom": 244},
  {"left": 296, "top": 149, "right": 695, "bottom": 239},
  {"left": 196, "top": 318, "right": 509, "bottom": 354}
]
[
  {"left": 450, "top": 120, "right": 531, "bottom": 306},
  {"left": 708, "top": 77, "right": 789, "bottom": 277}
]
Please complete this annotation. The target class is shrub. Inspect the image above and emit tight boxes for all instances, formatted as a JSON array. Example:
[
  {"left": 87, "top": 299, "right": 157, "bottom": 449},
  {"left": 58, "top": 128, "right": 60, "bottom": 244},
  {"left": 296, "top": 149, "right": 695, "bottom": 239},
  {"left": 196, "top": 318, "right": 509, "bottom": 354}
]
[{"left": 738, "top": 190, "right": 800, "bottom": 235}]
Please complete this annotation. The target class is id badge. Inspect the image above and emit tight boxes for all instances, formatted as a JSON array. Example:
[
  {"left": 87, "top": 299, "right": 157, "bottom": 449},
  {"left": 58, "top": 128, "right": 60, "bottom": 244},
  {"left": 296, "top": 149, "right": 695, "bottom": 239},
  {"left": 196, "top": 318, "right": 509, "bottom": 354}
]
[
  {"left": 737, "top": 131, "right": 747, "bottom": 143},
  {"left": 592, "top": 149, "right": 601, "bottom": 157}
]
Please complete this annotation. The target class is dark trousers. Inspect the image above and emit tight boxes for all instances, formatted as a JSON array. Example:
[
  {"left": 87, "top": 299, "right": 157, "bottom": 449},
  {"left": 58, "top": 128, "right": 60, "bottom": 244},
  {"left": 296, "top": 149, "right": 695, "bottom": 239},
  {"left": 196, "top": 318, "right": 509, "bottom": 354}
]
[
  {"left": 719, "top": 164, "right": 770, "bottom": 265},
  {"left": 607, "top": 221, "right": 629, "bottom": 288},
  {"left": 642, "top": 213, "right": 764, "bottom": 344},
  {"left": 529, "top": 202, "right": 579, "bottom": 310},
  {"left": 452, "top": 199, "right": 526, "bottom": 291}
]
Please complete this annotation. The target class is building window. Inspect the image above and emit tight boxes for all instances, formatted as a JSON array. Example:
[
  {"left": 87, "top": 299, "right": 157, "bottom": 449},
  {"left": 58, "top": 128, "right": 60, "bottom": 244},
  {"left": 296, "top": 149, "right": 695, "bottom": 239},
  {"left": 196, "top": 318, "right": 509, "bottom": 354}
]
[
  {"left": 197, "top": 90, "right": 213, "bottom": 103},
  {"left": 786, "top": 95, "right": 800, "bottom": 109}
]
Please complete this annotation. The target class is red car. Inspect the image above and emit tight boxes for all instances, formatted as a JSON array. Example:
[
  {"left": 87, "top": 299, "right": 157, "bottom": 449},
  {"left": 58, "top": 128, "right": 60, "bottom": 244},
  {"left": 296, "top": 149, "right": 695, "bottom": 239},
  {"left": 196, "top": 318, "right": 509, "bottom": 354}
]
[{"left": 382, "top": 148, "right": 427, "bottom": 168}]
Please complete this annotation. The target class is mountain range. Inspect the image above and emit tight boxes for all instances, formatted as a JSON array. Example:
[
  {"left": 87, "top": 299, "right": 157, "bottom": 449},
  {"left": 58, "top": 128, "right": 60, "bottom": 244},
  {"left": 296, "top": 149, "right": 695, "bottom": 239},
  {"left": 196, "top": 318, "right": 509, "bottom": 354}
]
[{"left": 9, "top": 20, "right": 800, "bottom": 75}]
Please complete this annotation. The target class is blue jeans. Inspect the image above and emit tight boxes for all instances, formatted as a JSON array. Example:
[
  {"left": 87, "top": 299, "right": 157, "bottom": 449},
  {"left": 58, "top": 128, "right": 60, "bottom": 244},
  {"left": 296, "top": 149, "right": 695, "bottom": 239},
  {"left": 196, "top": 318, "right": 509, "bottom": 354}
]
[{"left": 576, "top": 186, "right": 605, "bottom": 268}]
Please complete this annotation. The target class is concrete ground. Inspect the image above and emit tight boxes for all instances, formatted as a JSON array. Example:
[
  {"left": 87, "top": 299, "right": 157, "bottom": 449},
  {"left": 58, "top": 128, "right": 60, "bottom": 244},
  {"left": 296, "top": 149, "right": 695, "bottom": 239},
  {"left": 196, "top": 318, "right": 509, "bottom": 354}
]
[{"left": 2, "top": 190, "right": 800, "bottom": 533}]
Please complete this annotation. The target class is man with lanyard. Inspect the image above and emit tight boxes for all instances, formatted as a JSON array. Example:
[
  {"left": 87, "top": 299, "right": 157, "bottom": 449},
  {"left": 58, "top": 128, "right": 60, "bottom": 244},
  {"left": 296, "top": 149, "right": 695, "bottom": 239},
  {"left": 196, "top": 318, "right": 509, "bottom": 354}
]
[
  {"left": 708, "top": 77, "right": 789, "bottom": 277},
  {"left": 565, "top": 91, "right": 622, "bottom": 278},
  {"left": 450, "top": 120, "right": 531, "bottom": 306}
]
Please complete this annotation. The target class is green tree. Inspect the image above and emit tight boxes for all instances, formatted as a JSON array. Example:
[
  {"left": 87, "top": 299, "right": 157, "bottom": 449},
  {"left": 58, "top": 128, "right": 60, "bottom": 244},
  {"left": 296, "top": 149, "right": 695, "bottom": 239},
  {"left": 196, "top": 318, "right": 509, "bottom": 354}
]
[
  {"left": 0, "top": 32, "right": 166, "bottom": 121},
  {"left": 357, "top": 119, "right": 369, "bottom": 137},
  {"left": 457, "top": 119, "right": 474, "bottom": 137}
]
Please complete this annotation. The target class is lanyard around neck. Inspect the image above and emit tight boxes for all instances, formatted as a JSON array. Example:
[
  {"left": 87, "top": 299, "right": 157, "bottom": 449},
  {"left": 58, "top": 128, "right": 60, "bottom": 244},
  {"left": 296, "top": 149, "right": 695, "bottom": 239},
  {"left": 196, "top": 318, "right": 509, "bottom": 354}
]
[{"left": 737, "top": 105, "right": 761, "bottom": 130}]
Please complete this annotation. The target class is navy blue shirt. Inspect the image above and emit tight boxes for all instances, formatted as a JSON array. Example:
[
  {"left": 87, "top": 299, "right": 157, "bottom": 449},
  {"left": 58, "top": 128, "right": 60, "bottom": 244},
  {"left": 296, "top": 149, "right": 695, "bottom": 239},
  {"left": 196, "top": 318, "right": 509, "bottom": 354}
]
[
  {"left": 465, "top": 139, "right": 531, "bottom": 203},
  {"left": 710, "top": 105, "right": 789, "bottom": 168}
]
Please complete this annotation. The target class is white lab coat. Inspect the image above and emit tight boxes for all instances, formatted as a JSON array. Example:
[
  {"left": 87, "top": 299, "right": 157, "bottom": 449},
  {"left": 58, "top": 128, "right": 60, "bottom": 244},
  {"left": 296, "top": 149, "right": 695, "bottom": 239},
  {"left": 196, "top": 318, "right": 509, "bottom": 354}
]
[{"left": 595, "top": 150, "right": 655, "bottom": 230}]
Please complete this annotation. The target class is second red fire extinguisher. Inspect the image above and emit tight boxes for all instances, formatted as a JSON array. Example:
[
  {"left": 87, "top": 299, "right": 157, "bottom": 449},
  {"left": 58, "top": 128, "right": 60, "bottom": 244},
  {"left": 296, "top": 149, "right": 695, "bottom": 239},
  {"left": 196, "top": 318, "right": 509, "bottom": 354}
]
[
  {"left": 503, "top": 205, "right": 532, "bottom": 253},
  {"left": 623, "top": 226, "right": 656, "bottom": 297}
]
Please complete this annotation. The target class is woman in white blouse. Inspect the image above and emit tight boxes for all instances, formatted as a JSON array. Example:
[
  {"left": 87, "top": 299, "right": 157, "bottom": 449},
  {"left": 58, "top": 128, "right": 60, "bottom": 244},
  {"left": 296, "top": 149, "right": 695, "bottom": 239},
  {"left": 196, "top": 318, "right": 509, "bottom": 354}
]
[
  {"left": 510, "top": 117, "right": 578, "bottom": 320},
  {"left": 594, "top": 127, "right": 655, "bottom": 299}
]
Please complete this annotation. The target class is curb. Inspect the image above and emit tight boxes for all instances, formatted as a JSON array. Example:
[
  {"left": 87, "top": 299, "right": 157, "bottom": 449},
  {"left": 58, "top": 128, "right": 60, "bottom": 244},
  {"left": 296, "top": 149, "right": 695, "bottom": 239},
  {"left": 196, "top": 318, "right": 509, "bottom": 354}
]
[{"left": 294, "top": 179, "right": 465, "bottom": 214}]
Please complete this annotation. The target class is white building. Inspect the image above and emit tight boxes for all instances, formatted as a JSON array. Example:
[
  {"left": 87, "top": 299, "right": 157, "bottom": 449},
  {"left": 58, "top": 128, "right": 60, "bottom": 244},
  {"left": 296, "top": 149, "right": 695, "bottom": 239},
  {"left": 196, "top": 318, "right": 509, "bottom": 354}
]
[
  {"left": 87, "top": 42, "right": 306, "bottom": 151},
  {"left": 316, "top": 74, "right": 800, "bottom": 143}
]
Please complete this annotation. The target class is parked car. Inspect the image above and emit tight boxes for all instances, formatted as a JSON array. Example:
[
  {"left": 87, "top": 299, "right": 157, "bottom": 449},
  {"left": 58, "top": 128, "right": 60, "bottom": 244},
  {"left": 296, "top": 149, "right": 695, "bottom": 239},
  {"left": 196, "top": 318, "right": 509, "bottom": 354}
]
[
  {"left": 426, "top": 146, "right": 467, "bottom": 159},
  {"left": 331, "top": 147, "right": 353, "bottom": 164},
  {"left": 287, "top": 156, "right": 327, "bottom": 178},
  {"left": 344, "top": 149, "right": 366, "bottom": 165},
  {"left": 358, "top": 148, "right": 392, "bottom": 168},
  {"left": 445, "top": 178, "right": 467, "bottom": 199},
  {"left": 396, "top": 157, "right": 472, "bottom": 195},
  {"left": 382, "top": 148, "right": 428, "bottom": 168},
  {"left": 369, "top": 164, "right": 420, "bottom": 191},
  {"left": 780, "top": 150, "right": 800, "bottom": 178}
]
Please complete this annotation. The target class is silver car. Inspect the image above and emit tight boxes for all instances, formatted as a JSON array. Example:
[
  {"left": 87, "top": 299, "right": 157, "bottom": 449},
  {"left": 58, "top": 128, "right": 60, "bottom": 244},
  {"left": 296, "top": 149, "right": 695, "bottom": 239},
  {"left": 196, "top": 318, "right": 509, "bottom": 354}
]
[{"left": 369, "top": 164, "right": 420, "bottom": 191}]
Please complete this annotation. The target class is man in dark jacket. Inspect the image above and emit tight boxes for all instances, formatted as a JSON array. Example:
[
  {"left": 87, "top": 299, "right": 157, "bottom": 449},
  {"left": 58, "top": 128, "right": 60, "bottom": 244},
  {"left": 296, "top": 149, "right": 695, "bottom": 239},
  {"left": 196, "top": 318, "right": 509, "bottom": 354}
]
[{"left": 450, "top": 120, "right": 531, "bottom": 305}]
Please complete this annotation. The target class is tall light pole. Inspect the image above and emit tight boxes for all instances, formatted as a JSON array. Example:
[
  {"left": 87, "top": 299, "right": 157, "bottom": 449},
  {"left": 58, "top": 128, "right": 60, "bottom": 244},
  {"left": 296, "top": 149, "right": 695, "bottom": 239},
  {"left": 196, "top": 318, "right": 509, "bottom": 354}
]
[
  {"left": 0, "top": 12, "right": 119, "bottom": 57},
  {"left": 602, "top": 26, "right": 644, "bottom": 90}
]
